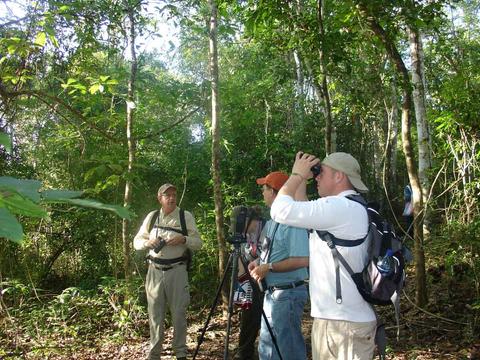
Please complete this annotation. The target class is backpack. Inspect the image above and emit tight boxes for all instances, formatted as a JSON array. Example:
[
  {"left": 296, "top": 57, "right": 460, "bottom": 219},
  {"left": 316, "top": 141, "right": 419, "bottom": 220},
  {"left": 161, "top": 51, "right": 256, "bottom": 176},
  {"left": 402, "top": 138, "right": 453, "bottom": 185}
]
[
  {"left": 147, "top": 208, "right": 192, "bottom": 271},
  {"left": 315, "top": 194, "right": 412, "bottom": 359}
]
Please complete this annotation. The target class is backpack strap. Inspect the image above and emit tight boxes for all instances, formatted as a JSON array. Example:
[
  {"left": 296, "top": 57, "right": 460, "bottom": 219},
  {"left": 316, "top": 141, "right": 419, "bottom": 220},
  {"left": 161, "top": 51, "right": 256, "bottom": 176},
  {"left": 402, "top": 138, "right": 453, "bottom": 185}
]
[
  {"left": 148, "top": 210, "right": 160, "bottom": 233},
  {"left": 375, "top": 316, "right": 387, "bottom": 360},
  {"left": 316, "top": 230, "right": 358, "bottom": 304},
  {"left": 259, "top": 221, "right": 279, "bottom": 291},
  {"left": 179, "top": 209, "right": 188, "bottom": 236},
  {"left": 148, "top": 209, "right": 189, "bottom": 236},
  {"left": 314, "top": 194, "right": 370, "bottom": 304},
  {"left": 265, "top": 221, "right": 280, "bottom": 263}
]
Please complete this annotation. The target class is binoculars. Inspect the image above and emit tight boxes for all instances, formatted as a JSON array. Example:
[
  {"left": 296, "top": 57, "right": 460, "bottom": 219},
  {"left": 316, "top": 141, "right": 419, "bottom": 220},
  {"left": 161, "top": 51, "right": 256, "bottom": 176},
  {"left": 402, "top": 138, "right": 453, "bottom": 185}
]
[{"left": 298, "top": 152, "right": 322, "bottom": 177}]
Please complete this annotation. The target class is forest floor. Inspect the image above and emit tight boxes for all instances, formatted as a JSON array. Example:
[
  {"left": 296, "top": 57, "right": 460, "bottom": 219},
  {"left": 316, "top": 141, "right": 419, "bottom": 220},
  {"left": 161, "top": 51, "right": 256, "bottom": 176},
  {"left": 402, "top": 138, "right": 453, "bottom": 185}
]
[
  {"left": 50, "top": 303, "right": 477, "bottom": 360},
  {"left": 1, "top": 266, "right": 479, "bottom": 360},
  {"left": 2, "top": 293, "right": 478, "bottom": 360}
]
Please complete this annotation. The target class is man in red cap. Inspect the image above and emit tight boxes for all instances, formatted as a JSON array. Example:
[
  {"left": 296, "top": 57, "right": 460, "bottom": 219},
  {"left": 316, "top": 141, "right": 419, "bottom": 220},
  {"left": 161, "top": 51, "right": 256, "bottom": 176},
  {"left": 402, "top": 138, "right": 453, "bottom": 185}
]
[
  {"left": 134, "top": 183, "right": 202, "bottom": 360},
  {"left": 249, "top": 171, "right": 309, "bottom": 360}
]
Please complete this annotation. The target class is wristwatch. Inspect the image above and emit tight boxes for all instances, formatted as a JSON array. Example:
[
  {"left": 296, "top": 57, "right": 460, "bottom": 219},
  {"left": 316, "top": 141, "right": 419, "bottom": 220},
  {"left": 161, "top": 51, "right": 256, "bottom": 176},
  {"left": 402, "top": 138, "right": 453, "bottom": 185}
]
[{"left": 268, "top": 262, "right": 274, "bottom": 272}]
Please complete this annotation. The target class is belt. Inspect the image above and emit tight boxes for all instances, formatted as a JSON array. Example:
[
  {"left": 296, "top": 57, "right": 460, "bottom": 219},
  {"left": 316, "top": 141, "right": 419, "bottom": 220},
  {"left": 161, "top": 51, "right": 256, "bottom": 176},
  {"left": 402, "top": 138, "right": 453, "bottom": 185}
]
[
  {"left": 267, "top": 280, "right": 306, "bottom": 292},
  {"left": 147, "top": 255, "right": 187, "bottom": 265},
  {"left": 149, "top": 261, "right": 185, "bottom": 271}
]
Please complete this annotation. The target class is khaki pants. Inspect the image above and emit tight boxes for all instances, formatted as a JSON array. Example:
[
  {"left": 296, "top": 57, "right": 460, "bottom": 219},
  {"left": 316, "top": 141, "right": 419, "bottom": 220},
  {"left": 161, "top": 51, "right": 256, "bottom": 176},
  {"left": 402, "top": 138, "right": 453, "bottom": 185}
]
[
  {"left": 146, "top": 263, "right": 190, "bottom": 360},
  {"left": 311, "top": 318, "right": 376, "bottom": 360}
]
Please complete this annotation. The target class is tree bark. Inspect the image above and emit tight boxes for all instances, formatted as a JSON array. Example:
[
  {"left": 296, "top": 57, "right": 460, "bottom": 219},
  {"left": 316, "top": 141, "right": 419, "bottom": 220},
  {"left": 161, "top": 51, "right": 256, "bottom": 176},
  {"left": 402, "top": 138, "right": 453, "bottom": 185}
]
[
  {"left": 317, "top": 0, "right": 334, "bottom": 155},
  {"left": 122, "top": 6, "right": 137, "bottom": 280},
  {"left": 383, "top": 75, "right": 400, "bottom": 200},
  {"left": 357, "top": 2, "right": 428, "bottom": 306},
  {"left": 208, "top": 0, "right": 228, "bottom": 310},
  {"left": 293, "top": 50, "right": 304, "bottom": 98},
  {"left": 409, "top": 27, "right": 433, "bottom": 242}
]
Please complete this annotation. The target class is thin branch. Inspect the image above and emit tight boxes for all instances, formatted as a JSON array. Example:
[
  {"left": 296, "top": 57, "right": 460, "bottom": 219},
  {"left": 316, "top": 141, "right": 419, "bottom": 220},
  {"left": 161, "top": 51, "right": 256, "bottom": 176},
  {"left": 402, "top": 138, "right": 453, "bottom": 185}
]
[
  {"left": 139, "top": 105, "right": 201, "bottom": 140},
  {"left": 0, "top": 84, "right": 120, "bottom": 142}
]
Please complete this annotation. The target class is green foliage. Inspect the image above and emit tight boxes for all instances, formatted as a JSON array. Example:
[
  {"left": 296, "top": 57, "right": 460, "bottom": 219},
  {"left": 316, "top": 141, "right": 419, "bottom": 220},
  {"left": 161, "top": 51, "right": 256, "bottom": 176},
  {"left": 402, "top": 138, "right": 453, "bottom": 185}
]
[
  {"left": 0, "top": 175, "right": 131, "bottom": 243},
  {"left": 436, "top": 219, "right": 480, "bottom": 306},
  {"left": 0, "top": 277, "right": 147, "bottom": 357},
  {"left": 1, "top": 3, "right": 479, "bottom": 356}
]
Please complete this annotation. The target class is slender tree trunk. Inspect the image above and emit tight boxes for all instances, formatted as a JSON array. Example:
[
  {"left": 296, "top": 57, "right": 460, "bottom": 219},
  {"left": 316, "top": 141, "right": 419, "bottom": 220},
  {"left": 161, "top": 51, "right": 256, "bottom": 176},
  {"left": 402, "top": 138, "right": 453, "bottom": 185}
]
[
  {"left": 293, "top": 50, "right": 304, "bottom": 98},
  {"left": 383, "top": 76, "right": 399, "bottom": 200},
  {"left": 122, "top": 7, "right": 137, "bottom": 280},
  {"left": 409, "top": 27, "right": 433, "bottom": 242},
  {"left": 208, "top": 0, "right": 228, "bottom": 309},
  {"left": 317, "top": 0, "right": 334, "bottom": 155},
  {"left": 357, "top": 2, "right": 428, "bottom": 306}
]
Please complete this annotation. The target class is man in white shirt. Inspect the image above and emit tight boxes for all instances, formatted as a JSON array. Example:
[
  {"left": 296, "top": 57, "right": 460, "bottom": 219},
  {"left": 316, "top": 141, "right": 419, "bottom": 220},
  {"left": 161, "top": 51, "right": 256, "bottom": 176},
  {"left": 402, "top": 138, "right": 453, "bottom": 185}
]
[{"left": 270, "top": 152, "right": 376, "bottom": 360}]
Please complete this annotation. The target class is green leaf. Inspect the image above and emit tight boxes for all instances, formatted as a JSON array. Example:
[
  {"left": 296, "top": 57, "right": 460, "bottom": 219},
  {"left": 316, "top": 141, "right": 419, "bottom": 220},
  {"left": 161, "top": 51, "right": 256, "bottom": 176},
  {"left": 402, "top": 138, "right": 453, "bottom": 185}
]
[
  {"left": 89, "top": 84, "right": 102, "bottom": 94},
  {"left": 61, "top": 198, "right": 131, "bottom": 220},
  {"left": 1, "top": 192, "right": 48, "bottom": 218},
  {"left": 41, "top": 189, "right": 84, "bottom": 201},
  {"left": 0, "top": 208, "right": 23, "bottom": 243},
  {"left": 7, "top": 45, "right": 17, "bottom": 54},
  {"left": 0, "top": 177, "right": 41, "bottom": 202},
  {"left": 48, "top": 34, "right": 59, "bottom": 48},
  {"left": 34, "top": 32, "right": 47, "bottom": 47},
  {"left": 0, "top": 132, "right": 12, "bottom": 153}
]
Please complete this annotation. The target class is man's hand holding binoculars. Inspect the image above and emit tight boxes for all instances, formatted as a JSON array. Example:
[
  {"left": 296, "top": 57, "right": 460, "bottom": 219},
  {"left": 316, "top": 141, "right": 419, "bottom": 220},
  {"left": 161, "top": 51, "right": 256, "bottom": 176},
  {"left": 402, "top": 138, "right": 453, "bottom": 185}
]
[
  {"left": 145, "top": 235, "right": 186, "bottom": 253},
  {"left": 145, "top": 237, "right": 163, "bottom": 250},
  {"left": 292, "top": 152, "right": 321, "bottom": 180}
]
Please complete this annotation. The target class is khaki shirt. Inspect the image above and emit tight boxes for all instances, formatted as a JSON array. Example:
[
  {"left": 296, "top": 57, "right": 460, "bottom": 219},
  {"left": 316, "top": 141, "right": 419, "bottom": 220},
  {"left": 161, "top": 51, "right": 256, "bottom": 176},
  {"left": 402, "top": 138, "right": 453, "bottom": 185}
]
[{"left": 134, "top": 206, "right": 202, "bottom": 259}]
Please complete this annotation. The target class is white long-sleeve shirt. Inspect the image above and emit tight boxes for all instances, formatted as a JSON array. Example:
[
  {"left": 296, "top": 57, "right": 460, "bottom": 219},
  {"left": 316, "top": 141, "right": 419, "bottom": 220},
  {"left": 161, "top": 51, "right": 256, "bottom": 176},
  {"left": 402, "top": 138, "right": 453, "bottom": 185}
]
[{"left": 270, "top": 190, "right": 376, "bottom": 322}]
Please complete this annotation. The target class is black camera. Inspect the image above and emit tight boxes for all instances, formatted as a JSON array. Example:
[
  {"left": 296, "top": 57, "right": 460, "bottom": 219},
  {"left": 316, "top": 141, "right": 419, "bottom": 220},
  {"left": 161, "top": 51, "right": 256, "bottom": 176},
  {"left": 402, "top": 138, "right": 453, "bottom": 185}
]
[
  {"left": 154, "top": 239, "right": 167, "bottom": 253},
  {"left": 228, "top": 205, "right": 249, "bottom": 245},
  {"left": 298, "top": 152, "right": 322, "bottom": 177}
]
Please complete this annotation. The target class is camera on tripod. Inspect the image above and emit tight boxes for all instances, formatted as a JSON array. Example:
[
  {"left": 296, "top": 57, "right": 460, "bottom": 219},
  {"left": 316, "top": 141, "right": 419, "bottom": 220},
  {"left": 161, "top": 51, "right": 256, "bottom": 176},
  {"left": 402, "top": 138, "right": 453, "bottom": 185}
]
[{"left": 228, "top": 205, "right": 249, "bottom": 245}]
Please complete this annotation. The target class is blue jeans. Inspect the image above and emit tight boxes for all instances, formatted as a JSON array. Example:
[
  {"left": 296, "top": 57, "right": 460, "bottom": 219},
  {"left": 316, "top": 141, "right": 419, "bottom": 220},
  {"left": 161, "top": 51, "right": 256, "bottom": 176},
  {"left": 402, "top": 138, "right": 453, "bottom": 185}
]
[{"left": 258, "top": 285, "right": 308, "bottom": 360}]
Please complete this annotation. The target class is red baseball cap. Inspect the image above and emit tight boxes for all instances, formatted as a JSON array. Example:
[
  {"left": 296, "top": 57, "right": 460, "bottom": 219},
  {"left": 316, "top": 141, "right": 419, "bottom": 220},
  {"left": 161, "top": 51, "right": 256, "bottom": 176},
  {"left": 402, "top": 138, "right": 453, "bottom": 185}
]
[{"left": 256, "top": 171, "right": 289, "bottom": 191}]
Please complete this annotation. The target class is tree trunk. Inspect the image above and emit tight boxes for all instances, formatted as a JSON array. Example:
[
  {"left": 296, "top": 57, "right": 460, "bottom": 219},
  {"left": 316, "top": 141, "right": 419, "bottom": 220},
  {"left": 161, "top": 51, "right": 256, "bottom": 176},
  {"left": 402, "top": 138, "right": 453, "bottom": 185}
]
[
  {"left": 208, "top": 0, "right": 228, "bottom": 310},
  {"left": 357, "top": 2, "right": 428, "bottom": 306},
  {"left": 409, "top": 27, "right": 433, "bottom": 242},
  {"left": 293, "top": 50, "right": 304, "bottom": 98},
  {"left": 317, "top": 0, "right": 334, "bottom": 155},
  {"left": 383, "top": 76, "right": 400, "bottom": 201},
  {"left": 122, "top": 6, "right": 137, "bottom": 280}
]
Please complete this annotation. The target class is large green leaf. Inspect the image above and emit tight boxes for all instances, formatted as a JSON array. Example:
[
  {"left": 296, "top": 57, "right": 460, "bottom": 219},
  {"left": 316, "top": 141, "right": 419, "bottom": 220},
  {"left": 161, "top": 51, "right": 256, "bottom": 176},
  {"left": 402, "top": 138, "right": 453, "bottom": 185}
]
[
  {"left": 0, "top": 177, "right": 41, "bottom": 202},
  {"left": 1, "top": 192, "right": 48, "bottom": 218},
  {"left": 41, "top": 189, "right": 84, "bottom": 201},
  {"left": 0, "top": 208, "right": 23, "bottom": 243},
  {"left": 61, "top": 198, "right": 131, "bottom": 220}
]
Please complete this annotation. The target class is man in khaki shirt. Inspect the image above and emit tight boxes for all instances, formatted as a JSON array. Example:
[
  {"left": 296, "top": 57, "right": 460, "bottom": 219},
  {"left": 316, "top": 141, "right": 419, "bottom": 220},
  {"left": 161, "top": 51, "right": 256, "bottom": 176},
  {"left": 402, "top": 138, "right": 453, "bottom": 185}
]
[{"left": 134, "top": 183, "right": 202, "bottom": 360}]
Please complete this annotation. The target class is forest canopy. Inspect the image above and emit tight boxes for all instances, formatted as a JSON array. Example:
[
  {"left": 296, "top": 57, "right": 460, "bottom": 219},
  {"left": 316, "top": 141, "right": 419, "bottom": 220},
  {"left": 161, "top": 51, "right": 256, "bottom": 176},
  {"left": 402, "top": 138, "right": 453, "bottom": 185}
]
[{"left": 0, "top": 0, "right": 479, "bottom": 358}]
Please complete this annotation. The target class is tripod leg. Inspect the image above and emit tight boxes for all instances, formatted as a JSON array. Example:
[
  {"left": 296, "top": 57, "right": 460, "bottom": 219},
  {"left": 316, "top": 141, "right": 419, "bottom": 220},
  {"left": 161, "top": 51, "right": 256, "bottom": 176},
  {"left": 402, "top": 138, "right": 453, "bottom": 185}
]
[
  {"left": 224, "top": 247, "right": 240, "bottom": 360},
  {"left": 261, "top": 309, "right": 284, "bottom": 360},
  {"left": 193, "top": 252, "right": 234, "bottom": 360},
  {"left": 238, "top": 256, "right": 283, "bottom": 360}
]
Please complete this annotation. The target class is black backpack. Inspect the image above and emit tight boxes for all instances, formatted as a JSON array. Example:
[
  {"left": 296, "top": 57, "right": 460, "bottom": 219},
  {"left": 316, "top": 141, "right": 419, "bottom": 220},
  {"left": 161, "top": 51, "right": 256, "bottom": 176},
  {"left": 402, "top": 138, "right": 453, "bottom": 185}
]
[{"left": 315, "top": 194, "right": 411, "bottom": 359}]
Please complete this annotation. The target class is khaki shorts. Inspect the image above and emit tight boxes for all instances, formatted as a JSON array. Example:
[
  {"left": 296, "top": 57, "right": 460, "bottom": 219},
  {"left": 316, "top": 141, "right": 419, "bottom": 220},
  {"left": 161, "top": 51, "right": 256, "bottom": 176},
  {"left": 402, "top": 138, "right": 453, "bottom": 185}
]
[{"left": 311, "top": 318, "right": 376, "bottom": 360}]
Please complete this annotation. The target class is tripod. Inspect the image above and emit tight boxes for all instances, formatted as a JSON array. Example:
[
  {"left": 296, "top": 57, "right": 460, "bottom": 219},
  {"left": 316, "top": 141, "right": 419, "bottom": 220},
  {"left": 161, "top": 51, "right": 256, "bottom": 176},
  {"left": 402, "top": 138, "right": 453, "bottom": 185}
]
[{"left": 193, "top": 239, "right": 283, "bottom": 360}]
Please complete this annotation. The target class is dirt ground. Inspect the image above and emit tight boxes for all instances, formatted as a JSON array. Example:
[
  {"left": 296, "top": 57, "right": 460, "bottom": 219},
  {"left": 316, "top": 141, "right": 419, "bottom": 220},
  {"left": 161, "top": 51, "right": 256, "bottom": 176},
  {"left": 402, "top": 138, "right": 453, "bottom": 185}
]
[{"left": 26, "top": 302, "right": 478, "bottom": 360}]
